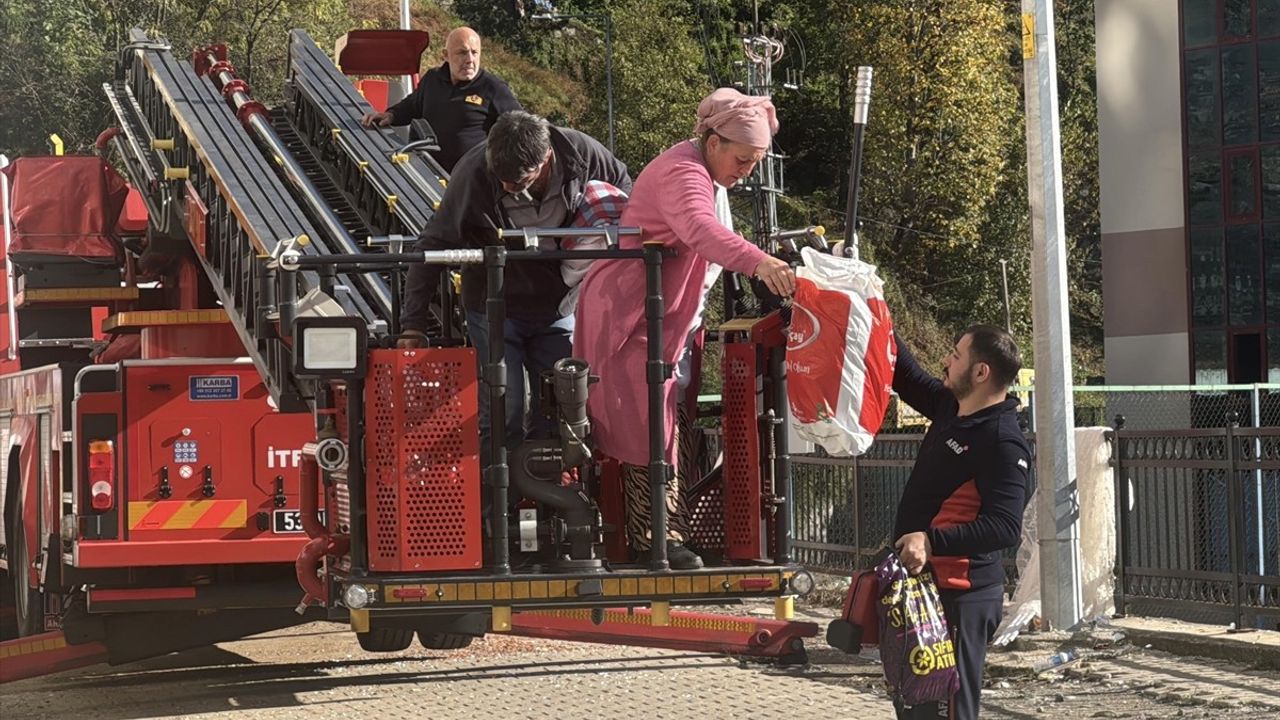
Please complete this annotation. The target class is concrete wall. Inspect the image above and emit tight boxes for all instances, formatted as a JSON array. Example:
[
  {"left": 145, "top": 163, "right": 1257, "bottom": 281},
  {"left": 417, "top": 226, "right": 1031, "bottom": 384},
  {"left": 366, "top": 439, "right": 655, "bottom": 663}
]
[
  {"left": 1104, "top": 332, "right": 1194, "bottom": 387},
  {"left": 1097, "top": 0, "right": 1190, "bottom": 384}
]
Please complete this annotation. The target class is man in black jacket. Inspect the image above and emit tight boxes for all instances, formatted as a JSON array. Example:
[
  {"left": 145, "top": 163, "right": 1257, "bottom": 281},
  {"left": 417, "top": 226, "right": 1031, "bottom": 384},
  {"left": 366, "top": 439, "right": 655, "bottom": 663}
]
[
  {"left": 891, "top": 325, "right": 1031, "bottom": 720},
  {"left": 400, "top": 110, "right": 631, "bottom": 457},
  {"left": 361, "top": 27, "right": 522, "bottom": 172}
]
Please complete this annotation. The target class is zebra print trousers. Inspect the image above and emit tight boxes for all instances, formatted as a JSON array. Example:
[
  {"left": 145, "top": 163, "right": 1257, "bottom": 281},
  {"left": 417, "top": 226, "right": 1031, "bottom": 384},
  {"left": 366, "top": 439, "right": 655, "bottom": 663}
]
[{"left": 619, "top": 404, "right": 699, "bottom": 552}]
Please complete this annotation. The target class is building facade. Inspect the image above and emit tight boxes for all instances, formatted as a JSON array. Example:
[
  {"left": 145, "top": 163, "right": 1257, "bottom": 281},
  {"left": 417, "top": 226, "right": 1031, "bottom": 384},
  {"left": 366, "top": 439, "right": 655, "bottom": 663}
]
[{"left": 1099, "top": 0, "right": 1280, "bottom": 384}]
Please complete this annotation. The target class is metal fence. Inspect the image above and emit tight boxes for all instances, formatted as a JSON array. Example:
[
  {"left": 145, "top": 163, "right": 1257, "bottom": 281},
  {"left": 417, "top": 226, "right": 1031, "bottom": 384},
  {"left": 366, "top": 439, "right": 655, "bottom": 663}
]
[
  {"left": 1113, "top": 417, "right": 1280, "bottom": 629},
  {"left": 700, "top": 384, "right": 1280, "bottom": 625},
  {"left": 789, "top": 435, "right": 920, "bottom": 574},
  {"left": 785, "top": 435, "right": 1033, "bottom": 590},
  {"left": 1016, "top": 383, "right": 1280, "bottom": 431},
  {"left": 741, "top": 384, "right": 1280, "bottom": 434}
]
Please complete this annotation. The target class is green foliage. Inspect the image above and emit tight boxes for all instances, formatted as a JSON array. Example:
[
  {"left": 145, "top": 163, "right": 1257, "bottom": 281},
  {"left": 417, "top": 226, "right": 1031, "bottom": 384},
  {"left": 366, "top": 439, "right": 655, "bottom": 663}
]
[
  {"left": 0, "top": 0, "right": 350, "bottom": 156},
  {"left": 834, "top": 1, "right": 1020, "bottom": 297},
  {"left": 770, "top": 0, "right": 1100, "bottom": 374},
  {"left": 0, "top": 0, "right": 1104, "bottom": 376},
  {"left": 455, "top": 0, "right": 710, "bottom": 173},
  {"left": 450, "top": 0, "right": 560, "bottom": 61},
  {"left": 592, "top": 0, "right": 710, "bottom": 172},
  {"left": 760, "top": 0, "right": 1026, "bottom": 354}
]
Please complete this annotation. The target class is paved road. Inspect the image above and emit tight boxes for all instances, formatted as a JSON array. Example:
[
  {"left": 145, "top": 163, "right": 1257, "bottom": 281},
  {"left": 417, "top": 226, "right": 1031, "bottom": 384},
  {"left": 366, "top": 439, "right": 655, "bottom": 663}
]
[
  {"left": 2, "top": 603, "right": 1276, "bottom": 719},
  {"left": 1, "top": 621, "right": 894, "bottom": 720}
]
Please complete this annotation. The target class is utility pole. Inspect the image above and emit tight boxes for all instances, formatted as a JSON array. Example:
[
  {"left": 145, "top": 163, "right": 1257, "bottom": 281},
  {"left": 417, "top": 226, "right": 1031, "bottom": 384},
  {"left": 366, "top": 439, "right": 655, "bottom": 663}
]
[
  {"left": 1021, "top": 0, "right": 1082, "bottom": 630},
  {"left": 733, "top": 0, "right": 801, "bottom": 253},
  {"left": 1000, "top": 258, "right": 1012, "bottom": 333},
  {"left": 842, "top": 66, "right": 873, "bottom": 261},
  {"left": 738, "top": 29, "right": 785, "bottom": 248},
  {"left": 393, "top": 0, "right": 413, "bottom": 105}
]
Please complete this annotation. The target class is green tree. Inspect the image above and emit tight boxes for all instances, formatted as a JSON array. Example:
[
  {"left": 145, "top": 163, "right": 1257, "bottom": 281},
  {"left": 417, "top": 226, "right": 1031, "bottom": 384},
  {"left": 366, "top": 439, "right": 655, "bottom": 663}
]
[
  {"left": 770, "top": 0, "right": 1023, "bottom": 345},
  {"left": 469, "top": 0, "right": 711, "bottom": 172},
  {"left": 588, "top": 0, "right": 710, "bottom": 171},
  {"left": 767, "top": 0, "right": 1101, "bottom": 372},
  {"left": 0, "top": 0, "right": 350, "bottom": 157}
]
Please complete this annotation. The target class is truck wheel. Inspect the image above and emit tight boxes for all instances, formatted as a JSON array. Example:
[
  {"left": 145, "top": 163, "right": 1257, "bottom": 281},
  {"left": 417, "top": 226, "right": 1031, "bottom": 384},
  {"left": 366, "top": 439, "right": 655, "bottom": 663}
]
[
  {"left": 417, "top": 631, "right": 474, "bottom": 650},
  {"left": 356, "top": 627, "right": 413, "bottom": 652},
  {"left": 7, "top": 512, "right": 44, "bottom": 637}
]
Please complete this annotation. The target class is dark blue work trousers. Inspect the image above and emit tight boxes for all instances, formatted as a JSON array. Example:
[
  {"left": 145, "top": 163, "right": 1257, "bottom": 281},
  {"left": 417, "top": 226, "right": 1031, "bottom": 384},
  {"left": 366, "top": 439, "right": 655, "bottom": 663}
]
[
  {"left": 894, "top": 582, "right": 1004, "bottom": 720},
  {"left": 465, "top": 310, "right": 574, "bottom": 462}
]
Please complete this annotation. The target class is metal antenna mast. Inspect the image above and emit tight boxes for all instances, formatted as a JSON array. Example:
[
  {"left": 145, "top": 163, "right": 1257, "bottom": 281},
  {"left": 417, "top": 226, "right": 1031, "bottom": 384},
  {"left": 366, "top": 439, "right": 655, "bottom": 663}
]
[{"left": 732, "top": 1, "right": 794, "bottom": 253}]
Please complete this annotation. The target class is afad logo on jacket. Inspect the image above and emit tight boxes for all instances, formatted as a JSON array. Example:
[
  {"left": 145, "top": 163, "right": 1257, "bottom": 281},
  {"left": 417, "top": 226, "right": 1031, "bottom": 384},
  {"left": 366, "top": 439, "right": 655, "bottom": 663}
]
[{"left": 465, "top": 94, "right": 485, "bottom": 105}]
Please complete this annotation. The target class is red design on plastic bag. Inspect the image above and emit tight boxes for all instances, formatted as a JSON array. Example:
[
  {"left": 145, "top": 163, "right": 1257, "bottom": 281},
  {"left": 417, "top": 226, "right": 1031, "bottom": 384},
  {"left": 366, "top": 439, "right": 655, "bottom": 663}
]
[{"left": 786, "top": 277, "right": 850, "bottom": 425}]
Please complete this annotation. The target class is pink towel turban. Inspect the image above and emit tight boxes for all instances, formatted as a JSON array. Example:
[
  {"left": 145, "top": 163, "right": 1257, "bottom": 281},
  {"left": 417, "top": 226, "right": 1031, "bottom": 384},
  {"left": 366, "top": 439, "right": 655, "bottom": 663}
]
[{"left": 693, "top": 88, "right": 778, "bottom": 149}]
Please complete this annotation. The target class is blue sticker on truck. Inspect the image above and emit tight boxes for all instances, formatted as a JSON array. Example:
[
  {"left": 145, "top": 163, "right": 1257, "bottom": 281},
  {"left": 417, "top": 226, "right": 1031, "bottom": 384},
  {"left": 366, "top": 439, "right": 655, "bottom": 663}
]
[{"left": 189, "top": 375, "right": 239, "bottom": 401}]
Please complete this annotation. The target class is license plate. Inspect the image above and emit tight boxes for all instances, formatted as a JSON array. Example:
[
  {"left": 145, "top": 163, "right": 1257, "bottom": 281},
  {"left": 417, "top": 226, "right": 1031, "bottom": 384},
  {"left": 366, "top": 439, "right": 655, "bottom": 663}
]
[{"left": 273, "top": 509, "right": 324, "bottom": 534}]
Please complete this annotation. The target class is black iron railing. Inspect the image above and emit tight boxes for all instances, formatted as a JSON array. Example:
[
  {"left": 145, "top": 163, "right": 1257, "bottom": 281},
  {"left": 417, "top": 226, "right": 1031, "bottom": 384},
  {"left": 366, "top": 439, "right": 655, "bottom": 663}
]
[
  {"left": 1112, "top": 413, "right": 1280, "bottom": 629},
  {"left": 782, "top": 433, "right": 1031, "bottom": 593}
]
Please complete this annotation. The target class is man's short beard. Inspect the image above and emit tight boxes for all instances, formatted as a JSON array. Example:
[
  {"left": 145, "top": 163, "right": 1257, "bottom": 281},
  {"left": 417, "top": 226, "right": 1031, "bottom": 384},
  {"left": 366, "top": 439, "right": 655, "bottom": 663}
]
[{"left": 948, "top": 364, "right": 975, "bottom": 401}]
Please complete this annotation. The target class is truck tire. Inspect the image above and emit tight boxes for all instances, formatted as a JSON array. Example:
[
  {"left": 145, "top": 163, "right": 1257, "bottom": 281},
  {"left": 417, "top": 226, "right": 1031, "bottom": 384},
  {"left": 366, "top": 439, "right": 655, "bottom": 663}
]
[
  {"left": 417, "top": 631, "right": 474, "bottom": 650},
  {"left": 6, "top": 511, "right": 44, "bottom": 637},
  {"left": 356, "top": 627, "right": 414, "bottom": 652}
]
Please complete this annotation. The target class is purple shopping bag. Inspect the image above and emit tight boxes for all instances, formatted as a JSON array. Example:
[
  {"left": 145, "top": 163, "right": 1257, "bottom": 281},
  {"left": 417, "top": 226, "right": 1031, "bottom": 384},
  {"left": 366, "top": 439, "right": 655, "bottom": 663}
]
[{"left": 876, "top": 553, "right": 961, "bottom": 705}]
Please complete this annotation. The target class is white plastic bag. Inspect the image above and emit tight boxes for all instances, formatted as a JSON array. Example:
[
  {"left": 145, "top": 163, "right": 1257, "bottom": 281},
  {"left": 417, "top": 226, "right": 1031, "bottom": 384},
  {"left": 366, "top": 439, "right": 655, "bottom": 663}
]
[{"left": 786, "top": 247, "right": 895, "bottom": 456}]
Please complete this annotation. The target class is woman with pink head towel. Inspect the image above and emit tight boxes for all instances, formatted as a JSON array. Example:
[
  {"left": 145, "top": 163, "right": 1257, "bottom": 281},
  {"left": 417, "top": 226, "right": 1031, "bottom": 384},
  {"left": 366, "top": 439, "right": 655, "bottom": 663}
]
[{"left": 574, "top": 88, "right": 795, "bottom": 569}]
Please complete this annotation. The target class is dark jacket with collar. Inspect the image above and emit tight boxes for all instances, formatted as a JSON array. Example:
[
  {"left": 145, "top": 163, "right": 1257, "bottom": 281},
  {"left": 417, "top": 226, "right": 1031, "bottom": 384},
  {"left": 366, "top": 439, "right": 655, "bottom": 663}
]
[
  {"left": 890, "top": 336, "right": 1031, "bottom": 592},
  {"left": 387, "top": 64, "right": 522, "bottom": 172},
  {"left": 400, "top": 126, "right": 631, "bottom": 331}
]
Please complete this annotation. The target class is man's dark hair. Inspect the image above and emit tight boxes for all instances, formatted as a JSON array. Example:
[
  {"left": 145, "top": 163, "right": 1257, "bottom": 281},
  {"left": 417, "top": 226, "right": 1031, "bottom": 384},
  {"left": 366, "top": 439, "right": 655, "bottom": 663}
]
[
  {"left": 486, "top": 110, "right": 551, "bottom": 182},
  {"left": 960, "top": 324, "right": 1022, "bottom": 388}
]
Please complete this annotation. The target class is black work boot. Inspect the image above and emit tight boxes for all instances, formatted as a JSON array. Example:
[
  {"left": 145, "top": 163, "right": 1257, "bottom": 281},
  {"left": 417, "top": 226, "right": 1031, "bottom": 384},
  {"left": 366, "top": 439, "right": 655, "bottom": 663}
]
[
  {"left": 637, "top": 541, "right": 704, "bottom": 570},
  {"left": 666, "top": 541, "right": 704, "bottom": 570}
]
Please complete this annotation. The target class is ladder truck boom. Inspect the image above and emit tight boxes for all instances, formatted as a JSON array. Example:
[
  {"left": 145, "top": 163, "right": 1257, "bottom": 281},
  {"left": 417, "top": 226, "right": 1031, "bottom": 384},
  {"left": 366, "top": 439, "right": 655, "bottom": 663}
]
[{"left": 103, "top": 28, "right": 455, "bottom": 411}]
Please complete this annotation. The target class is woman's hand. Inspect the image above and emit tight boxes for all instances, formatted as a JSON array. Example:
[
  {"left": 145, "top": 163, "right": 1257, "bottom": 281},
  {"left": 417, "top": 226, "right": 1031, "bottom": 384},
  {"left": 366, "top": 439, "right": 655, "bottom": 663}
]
[{"left": 753, "top": 255, "right": 796, "bottom": 297}]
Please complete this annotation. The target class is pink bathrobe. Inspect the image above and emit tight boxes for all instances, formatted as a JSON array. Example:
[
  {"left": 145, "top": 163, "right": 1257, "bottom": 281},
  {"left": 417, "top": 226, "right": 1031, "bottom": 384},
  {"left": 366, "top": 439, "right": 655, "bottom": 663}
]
[{"left": 574, "top": 141, "right": 769, "bottom": 467}]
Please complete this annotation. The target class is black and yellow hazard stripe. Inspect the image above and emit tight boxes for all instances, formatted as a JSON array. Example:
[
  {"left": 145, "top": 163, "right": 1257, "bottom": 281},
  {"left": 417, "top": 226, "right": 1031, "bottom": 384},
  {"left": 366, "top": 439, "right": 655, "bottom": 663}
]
[{"left": 381, "top": 571, "right": 791, "bottom": 607}]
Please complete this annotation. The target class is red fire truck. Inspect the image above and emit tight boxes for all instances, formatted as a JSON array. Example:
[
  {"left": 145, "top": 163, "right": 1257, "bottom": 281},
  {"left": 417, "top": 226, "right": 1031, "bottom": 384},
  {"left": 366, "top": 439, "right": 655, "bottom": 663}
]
[{"left": 0, "top": 27, "right": 818, "bottom": 682}]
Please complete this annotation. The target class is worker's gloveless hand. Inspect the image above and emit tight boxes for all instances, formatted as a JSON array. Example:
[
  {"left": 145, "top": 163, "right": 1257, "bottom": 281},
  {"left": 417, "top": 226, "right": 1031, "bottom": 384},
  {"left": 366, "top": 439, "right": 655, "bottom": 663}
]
[
  {"left": 753, "top": 255, "right": 796, "bottom": 297},
  {"left": 894, "top": 531, "right": 932, "bottom": 576},
  {"left": 361, "top": 111, "right": 393, "bottom": 128}
]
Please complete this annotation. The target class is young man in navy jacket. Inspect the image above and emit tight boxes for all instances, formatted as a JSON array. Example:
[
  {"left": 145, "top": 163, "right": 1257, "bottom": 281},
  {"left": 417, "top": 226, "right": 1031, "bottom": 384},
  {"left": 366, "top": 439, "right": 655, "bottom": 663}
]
[{"left": 891, "top": 325, "right": 1032, "bottom": 720}]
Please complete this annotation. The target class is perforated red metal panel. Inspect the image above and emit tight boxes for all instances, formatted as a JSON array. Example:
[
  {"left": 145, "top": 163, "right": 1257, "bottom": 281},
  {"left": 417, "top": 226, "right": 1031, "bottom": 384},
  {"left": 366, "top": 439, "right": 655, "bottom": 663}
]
[
  {"left": 365, "top": 348, "right": 482, "bottom": 571},
  {"left": 686, "top": 482, "right": 726, "bottom": 554},
  {"left": 722, "top": 342, "right": 765, "bottom": 560}
]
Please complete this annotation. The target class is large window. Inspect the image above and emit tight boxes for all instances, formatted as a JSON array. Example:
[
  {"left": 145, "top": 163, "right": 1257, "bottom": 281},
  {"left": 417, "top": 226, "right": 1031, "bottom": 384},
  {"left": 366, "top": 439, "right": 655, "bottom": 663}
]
[
  {"left": 1192, "top": 228, "right": 1226, "bottom": 326},
  {"left": 1227, "top": 225, "right": 1263, "bottom": 324},
  {"left": 1183, "top": 1, "right": 1280, "bottom": 383}
]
